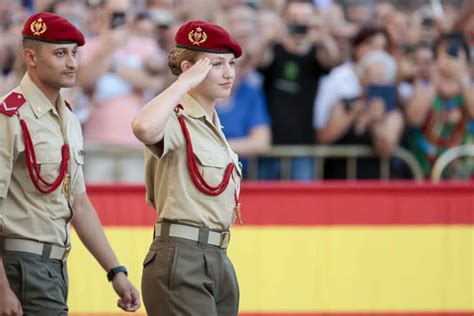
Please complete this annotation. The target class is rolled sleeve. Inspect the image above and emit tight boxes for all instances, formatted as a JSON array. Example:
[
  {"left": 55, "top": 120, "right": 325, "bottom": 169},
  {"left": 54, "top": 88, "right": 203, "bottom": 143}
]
[{"left": 145, "top": 114, "right": 182, "bottom": 159}]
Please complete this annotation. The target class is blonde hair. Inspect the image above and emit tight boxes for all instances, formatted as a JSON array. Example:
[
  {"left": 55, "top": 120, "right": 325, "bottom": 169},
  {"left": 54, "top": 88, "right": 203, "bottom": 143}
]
[{"left": 167, "top": 47, "right": 202, "bottom": 76}]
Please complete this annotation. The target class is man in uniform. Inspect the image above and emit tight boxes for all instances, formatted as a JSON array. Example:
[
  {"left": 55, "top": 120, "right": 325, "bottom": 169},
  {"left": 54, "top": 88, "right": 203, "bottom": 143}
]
[{"left": 0, "top": 12, "right": 140, "bottom": 315}]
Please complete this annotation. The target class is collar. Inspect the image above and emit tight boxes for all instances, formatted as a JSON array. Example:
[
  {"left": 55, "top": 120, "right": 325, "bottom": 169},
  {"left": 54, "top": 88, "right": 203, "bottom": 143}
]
[
  {"left": 20, "top": 73, "right": 63, "bottom": 118},
  {"left": 180, "top": 93, "right": 221, "bottom": 128},
  {"left": 180, "top": 94, "right": 207, "bottom": 119}
]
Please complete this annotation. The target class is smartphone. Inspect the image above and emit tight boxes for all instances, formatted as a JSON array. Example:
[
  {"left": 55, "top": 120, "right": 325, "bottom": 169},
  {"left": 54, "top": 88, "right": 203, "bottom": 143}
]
[
  {"left": 447, "top": 39, "right": 460, "bottom": 57},
  {"left": 421, "top": 17, "right": 434, "bottom": 28},
  {"left": 110, "top": 11, "right": 126, "bottom": 29},
  {"left": 287, "top": 23, "right": 308, "bottom": 35},
  {"left": 366, "top": 84, "right": 398, "bottom": 111}
]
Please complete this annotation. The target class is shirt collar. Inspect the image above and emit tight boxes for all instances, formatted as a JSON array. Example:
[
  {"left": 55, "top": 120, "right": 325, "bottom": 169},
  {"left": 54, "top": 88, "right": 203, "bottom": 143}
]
[
  {"left": 180, "top": 93, "right": 221, "bottom": 128},
  {"left": 180, "top": 94, "right": 207, "bottom": 119},
  {"left": 20, "top": 73, "right": 58, "bottom": 118}
]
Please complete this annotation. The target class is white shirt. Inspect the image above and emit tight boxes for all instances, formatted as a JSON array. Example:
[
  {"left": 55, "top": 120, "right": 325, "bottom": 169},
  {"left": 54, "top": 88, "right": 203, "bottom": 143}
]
[{"left": 313, "top": 61, "right": 362, "bottom": 129}]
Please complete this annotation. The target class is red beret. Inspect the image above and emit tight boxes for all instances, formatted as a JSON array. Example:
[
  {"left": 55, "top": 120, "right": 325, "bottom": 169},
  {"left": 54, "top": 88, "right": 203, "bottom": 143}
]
[
  {"left": 22, "top": 12, "right": 85, "bottom": 46},
  {"left": 175, "top": 20, "right": 242, "bottom": 58}
]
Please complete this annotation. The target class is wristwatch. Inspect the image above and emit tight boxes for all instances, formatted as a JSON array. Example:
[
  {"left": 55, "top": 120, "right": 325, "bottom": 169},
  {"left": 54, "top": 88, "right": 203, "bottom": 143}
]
[{"left": 107, "top": 265, "right": 128, "bottom": 282}]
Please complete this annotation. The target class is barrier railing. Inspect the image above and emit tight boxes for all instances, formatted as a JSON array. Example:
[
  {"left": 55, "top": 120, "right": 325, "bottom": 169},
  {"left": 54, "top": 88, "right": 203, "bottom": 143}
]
[
  {"left": 431, "top": 144, "right": 474, "bottom": 180},
  {"left": 84, "top": 144, "right": 424, "bottom": 181},
  {"left": 247, "top": 145, "right": 424, "bottom": 180}
]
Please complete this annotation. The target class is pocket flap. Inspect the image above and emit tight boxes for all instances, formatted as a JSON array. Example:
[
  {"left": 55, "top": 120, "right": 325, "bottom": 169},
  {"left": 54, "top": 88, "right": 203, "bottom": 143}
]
[
  {"left": 193, "top": 150, "right": 227, "bottom": 168},
  {"left": 35, "top": 150, "right": 62, "bottom": 164},
  {"left": 143, "top": 251, "right": 157, "bottom": 267}
]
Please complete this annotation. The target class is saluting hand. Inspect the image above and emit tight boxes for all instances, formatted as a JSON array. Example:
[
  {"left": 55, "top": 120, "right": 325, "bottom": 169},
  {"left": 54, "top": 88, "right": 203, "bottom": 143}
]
[
  {"left": 111, "top": 273, "right": 141, "bottom": 312},
  {"left": 0, "top": 286, "right": 23, "bottom": 316},
  {"left": 178, "top": 57, "right": 212, "bottom": 91}
]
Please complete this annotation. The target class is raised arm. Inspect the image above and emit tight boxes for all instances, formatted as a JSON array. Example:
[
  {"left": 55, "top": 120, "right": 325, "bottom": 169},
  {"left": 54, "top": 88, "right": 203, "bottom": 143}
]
[{"left": 132, "top": 58, "right": 212, "bottom": 145}]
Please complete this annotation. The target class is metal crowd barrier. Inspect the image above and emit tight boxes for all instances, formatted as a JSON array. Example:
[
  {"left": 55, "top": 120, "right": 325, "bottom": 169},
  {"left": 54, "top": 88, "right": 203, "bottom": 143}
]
[
  {"left": 246, "top": 145, "right": 424, "bottom": 180},
  {"left": 431, "top": 144, "right": 474, "bottom": 181},
  {"left": 85, "top": 144, "right": 424, "bottom": 181}
]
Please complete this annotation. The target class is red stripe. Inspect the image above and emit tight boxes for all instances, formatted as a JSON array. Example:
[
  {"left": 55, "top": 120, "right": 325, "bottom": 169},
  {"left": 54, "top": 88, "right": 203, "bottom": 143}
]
[
  {"left": 240, "top": 313, "right": 474, "bottom": 316},
  {"left": 87, "top": 181, "right": 474, "bottom": 226},
  {"left": 71, "top": 313, "right": 474, "bottom": 316}
]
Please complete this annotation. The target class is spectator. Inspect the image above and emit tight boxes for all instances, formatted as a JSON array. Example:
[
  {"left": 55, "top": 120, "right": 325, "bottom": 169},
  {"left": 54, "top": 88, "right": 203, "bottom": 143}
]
[
  {"left": 77, "top": 0, "right": 167, "bottom": 183},
  {"left": 405, "top": 33, "right": 474, "bottom": 178},
  {"left": 314, "top": 26, "right": 404, "bottom": 179},
  {"left": 256, "top": 0, "right": 339, "bottom": 180},
  {"left": 216, "top": 3, "right": 272, "bottom": 178}
]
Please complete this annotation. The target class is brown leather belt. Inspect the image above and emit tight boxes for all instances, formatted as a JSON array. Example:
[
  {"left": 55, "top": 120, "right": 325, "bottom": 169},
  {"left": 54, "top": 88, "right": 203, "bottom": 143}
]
[
  {"left": 155, "top": 222, "right": 231, "bottom": 249},
  {"left": 1, "top": 238, "right": 71, "bottom": 261}
]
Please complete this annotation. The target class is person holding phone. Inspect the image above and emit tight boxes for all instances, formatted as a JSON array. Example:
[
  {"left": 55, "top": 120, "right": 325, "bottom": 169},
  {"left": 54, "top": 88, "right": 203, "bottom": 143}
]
[
  {"left": 132, "top": 20, "right": 243, "bottom": 315},
  {"left": 405, "top": 33, "right": 474, "bottom": 178},
  {"left": 77, "top": 1, "right": 167, "bottom": 183},
  {"left": 255, "top": 0, "right": 339, "bottom": 180},
  {"left": 314, "top": 26, "right": 404, "bottom": 179}
]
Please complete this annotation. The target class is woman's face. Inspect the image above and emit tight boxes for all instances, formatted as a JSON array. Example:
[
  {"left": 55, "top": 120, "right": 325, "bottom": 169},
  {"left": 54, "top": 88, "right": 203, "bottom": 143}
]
[{"left": 194, "top": 52, "right": 236, "bottom": 100}]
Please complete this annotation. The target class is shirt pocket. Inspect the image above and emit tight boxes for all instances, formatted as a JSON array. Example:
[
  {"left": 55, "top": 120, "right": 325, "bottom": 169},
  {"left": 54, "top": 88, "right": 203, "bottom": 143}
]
[
  {"left": 189, "top": 149, "right": 231, "bottom": 200},
  {"left": 22, "top": 149, "right": 63, "bottom": 193}
]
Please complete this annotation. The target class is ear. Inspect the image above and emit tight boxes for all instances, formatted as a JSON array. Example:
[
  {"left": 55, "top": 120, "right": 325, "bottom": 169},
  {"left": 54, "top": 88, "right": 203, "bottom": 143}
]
[
  {"left": 23, "top": 48, "right": 38, "bottom": 68},
  {"left": 180, "top": 60, "right": 193, "bottom": 73}
]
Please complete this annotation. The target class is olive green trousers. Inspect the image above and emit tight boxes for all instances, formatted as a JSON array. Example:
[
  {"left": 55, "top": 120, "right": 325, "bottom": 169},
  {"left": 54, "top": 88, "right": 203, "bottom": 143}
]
[
  {"left": 2, "top": 250, "right": 68, "bottom": 315},
  {"left": 142, "top": 236, "right": 239, "bottom": 316}
]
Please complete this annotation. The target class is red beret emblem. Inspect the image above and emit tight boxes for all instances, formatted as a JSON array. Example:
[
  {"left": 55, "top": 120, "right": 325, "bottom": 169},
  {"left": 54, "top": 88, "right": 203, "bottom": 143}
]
[
  {"left": 30, "top": 17, "right": 47, "bottom": 36},
  {"left": 188, "top": 27, "right": 207, "bottom": 46}
]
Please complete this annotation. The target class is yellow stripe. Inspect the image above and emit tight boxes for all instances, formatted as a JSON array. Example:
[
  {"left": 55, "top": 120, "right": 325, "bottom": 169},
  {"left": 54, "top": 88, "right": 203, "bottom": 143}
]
[{"left": 68, "top": 226, "right": 473, "bottom": 313}]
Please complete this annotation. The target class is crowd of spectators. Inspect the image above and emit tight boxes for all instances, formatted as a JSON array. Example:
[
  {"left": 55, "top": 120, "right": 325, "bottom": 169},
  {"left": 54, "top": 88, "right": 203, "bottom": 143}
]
[{"left": 1, "top": 0, "right": 473, "bottom": 181}]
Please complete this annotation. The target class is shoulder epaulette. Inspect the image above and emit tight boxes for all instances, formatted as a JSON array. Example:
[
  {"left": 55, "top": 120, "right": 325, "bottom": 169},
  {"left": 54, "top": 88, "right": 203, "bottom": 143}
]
[{"left": 0, "top": 92, "right": 26, "bottom": 117}]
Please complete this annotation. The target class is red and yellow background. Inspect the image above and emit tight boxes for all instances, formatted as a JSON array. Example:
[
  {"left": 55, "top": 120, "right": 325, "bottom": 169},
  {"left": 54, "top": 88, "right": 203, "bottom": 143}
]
[{"left": 68, "top": 182, "right": 473, "bottom": 316}]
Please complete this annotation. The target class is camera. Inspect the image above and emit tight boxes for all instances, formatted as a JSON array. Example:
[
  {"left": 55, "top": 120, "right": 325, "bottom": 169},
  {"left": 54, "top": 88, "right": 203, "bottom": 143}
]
[
  {"left": 446, "top": 39, "right": 460, "bottom": 58},
  {"left": 287, "top": 23, "right": 308, "bottom": 36},
  {"left": 110, "top": 11, "right": 126, "bottom": 29}
]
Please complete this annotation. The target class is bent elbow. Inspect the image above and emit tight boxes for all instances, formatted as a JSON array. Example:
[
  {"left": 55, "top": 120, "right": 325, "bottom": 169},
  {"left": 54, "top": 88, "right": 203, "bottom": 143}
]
[{"left": 132, "top": 119, "right": 158, "bottom": 144}]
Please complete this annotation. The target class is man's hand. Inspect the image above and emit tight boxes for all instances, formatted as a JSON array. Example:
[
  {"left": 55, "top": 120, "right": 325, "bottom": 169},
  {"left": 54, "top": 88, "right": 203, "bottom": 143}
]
[
  {"left": 0, "top": 286, "right": 22, "bottom": 316},
  {"left": 111, "top": 273, "right": 140, "bottom": 312}
]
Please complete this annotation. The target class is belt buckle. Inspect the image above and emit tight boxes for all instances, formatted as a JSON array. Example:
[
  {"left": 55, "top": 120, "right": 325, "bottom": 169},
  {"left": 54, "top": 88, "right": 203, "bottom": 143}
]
[
  {"left": 219, "top": 231, "right": 230, "bottom": 248},
  {"left": 62, "top": 245, "right": 72, "bottom": 261}
]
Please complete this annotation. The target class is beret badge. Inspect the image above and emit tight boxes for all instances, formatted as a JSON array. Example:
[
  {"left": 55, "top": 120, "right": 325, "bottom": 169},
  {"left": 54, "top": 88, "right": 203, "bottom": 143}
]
[
  {"left": 188, "top": 27, "right": 207, "bottom": 46},
  {"left": 30, "top": 17, "right": 47, "bottom": 36}
]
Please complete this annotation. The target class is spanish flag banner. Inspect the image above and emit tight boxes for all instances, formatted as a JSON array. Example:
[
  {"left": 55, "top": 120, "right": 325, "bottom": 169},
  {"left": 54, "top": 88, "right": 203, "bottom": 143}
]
[{"left": 69, "top": 182, "right": 473, "bottom": 316}]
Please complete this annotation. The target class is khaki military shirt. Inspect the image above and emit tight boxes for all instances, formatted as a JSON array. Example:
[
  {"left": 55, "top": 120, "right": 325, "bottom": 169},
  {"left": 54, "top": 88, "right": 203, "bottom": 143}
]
[
  {"left": 0, "top": 73, "right": 86, "bottom": 246},
  {"left": 144, "top": 94, "right": 242, "bottom": 230}
]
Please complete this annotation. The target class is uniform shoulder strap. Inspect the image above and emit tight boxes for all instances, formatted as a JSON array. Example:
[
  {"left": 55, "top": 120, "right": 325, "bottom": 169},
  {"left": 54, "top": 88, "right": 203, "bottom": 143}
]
[{"left": 0, "top": 92, "right": 26, "bottom": 117}]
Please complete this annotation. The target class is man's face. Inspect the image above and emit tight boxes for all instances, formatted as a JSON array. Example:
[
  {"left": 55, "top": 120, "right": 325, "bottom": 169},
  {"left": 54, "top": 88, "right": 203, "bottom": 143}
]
[
  {"left": 284, "top": 2, "right": 313, "bottom": 25},
  {"left": 29, "top": 42, "right": 79, "bottom": 90}
]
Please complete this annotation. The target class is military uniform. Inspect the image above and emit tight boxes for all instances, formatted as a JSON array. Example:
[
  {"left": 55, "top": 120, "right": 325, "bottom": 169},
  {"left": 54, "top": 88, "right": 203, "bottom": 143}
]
[
  {"left": 0, "top": 12, "right": 86, "bottom": 315},
  {"left": 142, "top": 92, "right": 243, "bottom": 315},
  {"left": 0, "top": 73, "right": 86, "bottom": 314}
]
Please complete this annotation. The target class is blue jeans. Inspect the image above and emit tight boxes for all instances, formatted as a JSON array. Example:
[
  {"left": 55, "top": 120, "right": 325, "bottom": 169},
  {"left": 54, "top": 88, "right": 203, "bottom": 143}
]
[{"left": 257, "top": 157, "right": 316, "bottom": 180}]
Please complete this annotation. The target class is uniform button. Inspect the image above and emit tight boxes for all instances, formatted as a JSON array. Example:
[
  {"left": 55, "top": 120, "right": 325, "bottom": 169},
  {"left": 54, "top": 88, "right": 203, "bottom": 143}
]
[
  {"left": 17, "top": 95, "right": 21, "bottom": 99},
  {"left": 36, "top": 106, "right": 42, "bottom": 112}
]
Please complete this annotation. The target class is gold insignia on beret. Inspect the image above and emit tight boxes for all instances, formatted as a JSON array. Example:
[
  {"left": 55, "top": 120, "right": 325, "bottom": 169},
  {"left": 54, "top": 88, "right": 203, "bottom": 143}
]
[
  {"left": 30, "top": 17, "right": 47, "bottom": 36},
  {"left": 188, "top": 27, "right": 207, "bottom": 46}
]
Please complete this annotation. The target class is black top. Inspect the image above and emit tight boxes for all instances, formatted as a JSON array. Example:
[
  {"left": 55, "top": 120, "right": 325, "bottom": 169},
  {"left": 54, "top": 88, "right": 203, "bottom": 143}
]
[{"left": 259, "top": 43, "right": 328, "bottom": 145}]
